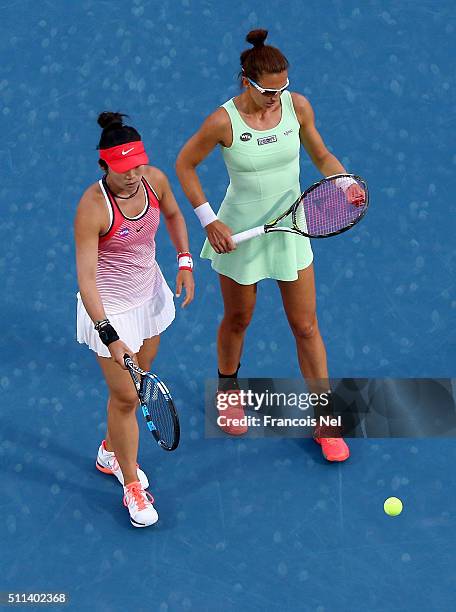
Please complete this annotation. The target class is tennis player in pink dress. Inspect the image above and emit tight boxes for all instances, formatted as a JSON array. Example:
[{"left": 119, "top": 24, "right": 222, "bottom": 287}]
[{"left": 75, "top": 112, "right": 194, "bottom": 527}]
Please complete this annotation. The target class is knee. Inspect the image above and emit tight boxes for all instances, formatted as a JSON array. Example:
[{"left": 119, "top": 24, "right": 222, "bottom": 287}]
[
  {"left": 224, "top": 310, "right": 254, "bottom": 334},
  {"left": 290, "top": 317, "right": 318, "bottom": 340},
  {"left": 109, "top": 390, "right": 139, "bottom": 413}
]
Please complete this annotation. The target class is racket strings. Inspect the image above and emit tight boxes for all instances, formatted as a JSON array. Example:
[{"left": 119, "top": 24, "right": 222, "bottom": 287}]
[
  {"left": 141, "top": 376, "right": 176, "bottom": 447},
  {"left": 297, "top": 179, "right": 366, "bottom": 237},
  {"left": 294, "top": 200, "right": 308, "bottom": 233}
]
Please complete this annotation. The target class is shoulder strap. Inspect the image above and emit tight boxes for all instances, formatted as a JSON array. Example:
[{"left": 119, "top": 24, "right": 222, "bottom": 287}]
[
  {"left": 220, "top": 98, "right": 243, "bottom": 141},
  {"left": 142, "top": 176, "right": 160, "bottom": 208},
  {"left": 282, "top": 90, "right": 300, "bottom": 126},
  {"left": 98, "top": 178, "right": 113, "bottom": 229},
  {"left": 99, "top": 177, "right": 123, "bottom": 241}
]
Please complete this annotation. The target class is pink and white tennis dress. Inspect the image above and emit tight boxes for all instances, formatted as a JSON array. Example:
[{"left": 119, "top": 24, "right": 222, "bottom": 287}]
[{"left": 77, "top": 175, "right": 175, "bottom": 357}]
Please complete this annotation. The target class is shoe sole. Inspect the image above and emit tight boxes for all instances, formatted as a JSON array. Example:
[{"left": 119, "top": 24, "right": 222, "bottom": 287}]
[
  {"left": 95, "top": 460, "right": 113, "bottom": 475},
  {"left": 218, "top": 426, "right": 248, "bottom": 436},
  {"left": 130, "top": 516, "right": 159, "bottom": 528}
]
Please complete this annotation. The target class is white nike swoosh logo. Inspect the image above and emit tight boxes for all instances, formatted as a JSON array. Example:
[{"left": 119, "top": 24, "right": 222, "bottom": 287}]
[{"left": 121, "top": 147, "right": 135, "bottom": 156}]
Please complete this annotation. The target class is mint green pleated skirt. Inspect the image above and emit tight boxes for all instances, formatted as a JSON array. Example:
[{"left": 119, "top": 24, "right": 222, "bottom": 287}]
[{"left": 200, "top": 231, "right": 313, "bottom": 285}]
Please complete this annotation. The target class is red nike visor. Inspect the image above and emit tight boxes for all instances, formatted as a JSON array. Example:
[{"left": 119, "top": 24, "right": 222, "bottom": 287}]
[{"left": 99, "top": 140, "right": 149, "bottom": 173}]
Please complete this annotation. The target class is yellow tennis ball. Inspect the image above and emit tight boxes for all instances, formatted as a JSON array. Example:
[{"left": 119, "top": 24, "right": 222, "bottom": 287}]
[{"left": 384, "top": 497, "right": 403, "bottom": 516}]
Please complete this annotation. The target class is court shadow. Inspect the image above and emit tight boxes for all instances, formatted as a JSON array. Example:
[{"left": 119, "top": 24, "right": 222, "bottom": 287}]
[{"left": 2, "top": 420, "right": 179, "bottom": 531}]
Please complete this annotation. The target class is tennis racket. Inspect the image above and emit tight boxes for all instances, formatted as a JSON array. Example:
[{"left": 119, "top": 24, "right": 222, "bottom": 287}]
[
  {"left": 232, "top": 173, "right": 368, "bottom": 244},
  {"left": 124, "top": 355, "right": 180, "bottom": 451}
]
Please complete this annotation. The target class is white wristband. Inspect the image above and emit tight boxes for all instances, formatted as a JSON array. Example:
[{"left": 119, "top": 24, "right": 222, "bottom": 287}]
[
  {"left": 334, "top": 176, "right": 357, "bottom": 194},
  {"left": 194, "top": 202, "right": 217, "bottom": 228},
  {"left": 177, "top": 252, "right": 193, "bottom": 271}
]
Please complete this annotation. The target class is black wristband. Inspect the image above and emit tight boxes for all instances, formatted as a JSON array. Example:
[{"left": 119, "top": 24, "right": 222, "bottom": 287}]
[
  {"left": 94, "top": 318, "right": 110, "bottom": 331},
  {"left": 97, "top": 323, "right": 120, "bottom": 347}
]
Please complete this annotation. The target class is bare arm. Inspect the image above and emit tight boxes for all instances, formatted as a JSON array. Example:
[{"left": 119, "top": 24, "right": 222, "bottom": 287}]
[
  {"left": 74, "top": 187, "right": 135, "bottom": 366},
  {"left": 292, "top": 93, "right": 366, "bottom": 204},
  {"left": 175, "top": 110, "right": 235, "bottom": 254},
  {"left": 291, "top": 92, "right": 346, "bottom": 176},
  {"left": 151, "top": 168, "right": 190, "bottom": 253},
  {"left": 149, "top": 168, "right": 195, "bottom": 308},
  {"left": 74, "top": 188, "right": 108, "bottom": 323},
  {"left": 175, "top": 108, "right": 231, "bottom": 208}
]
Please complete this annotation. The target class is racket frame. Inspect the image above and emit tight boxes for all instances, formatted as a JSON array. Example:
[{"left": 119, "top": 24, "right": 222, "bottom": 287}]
[
  {"left": 232, "top": 173, "right": 369, "bottom": 243},
  {"left": 124, "top": 355, "right": 180, "bottom": 451}
]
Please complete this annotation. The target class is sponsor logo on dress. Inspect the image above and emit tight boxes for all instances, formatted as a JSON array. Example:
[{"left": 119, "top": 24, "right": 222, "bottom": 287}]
[
  {"left": 257, "top": 135, "right": 277, "bottom": 146},
  {"left": 284, "top": 129, "right": 293, "bottom": 136},
  {"left": 240, "top": 132, "right": 252, "bottom": 142},
  {"left": 119, "top": 227, "right": 129, "bottom": 236},
  {"left": 136, "top": 225, "right": 145, "bottom": 232}
]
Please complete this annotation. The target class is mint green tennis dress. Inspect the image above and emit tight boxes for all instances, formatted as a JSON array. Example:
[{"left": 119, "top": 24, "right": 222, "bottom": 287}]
[{"left": 200, "top": 90, "right": 313, "bottom": 285}]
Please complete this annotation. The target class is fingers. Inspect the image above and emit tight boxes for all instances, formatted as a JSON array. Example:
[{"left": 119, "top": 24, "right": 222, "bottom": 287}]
[
  {"left": 209, "top": 234, "right": 223, "bottom": 254},
  {"left": 181, "top": 281, "right": 195, "bottom": 308},
  {"left": 115, "top": 354, "right": 129, "bottom": 369},
  {"left": 354, "top": 193, "right": 366, "bottom": 206},
  {"left": 210, "top": 234, "right": 236, "bottom": 254},
  {"left": 175, "top": 277, "right": 183, "bottom": 298},
  {"left": 226, "top": 236, "right": 236, "bottom": 252},
  {"left": 211, "top": 241, "right": 223, "bottom": 254},
  {"left": 347, "top": 187, "right": 365, "bottom": 207},
  {"left": 350, "top": 196, "right": 363, "bottom": 206},
  {"left": 125, "top": 351, "right": 139, "bottom": 369},
  {"left": 216, "top": 235, "right": 236, "bottom": 253},
  {"left": 212, "top": 243, "right": 227, "bottom": 254},
  {"left": 207, "top": 221, "right": 236, "bottom": 254},
  {"left": 112, "top": 343, "right": 137, "bottom": 369},
  {"left": 174, "top": 271, "right": 195, "bottom": 308}
]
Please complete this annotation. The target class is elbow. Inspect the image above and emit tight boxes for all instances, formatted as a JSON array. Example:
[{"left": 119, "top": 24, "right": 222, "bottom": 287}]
[
  {"left": 77, "top": 276, "right": 97, "bottom": 299},
  {"left": 175, "top": 151, "right": 196, "bottom": 177},
  {"left": 163, "top": 209, "right": 183, "bottom": 224},
  {"left": 311, "top": 151, "right": 333, "bottom": 173},
  {"left": 175, "top": 152, "right": 186, "bottom": 176}
]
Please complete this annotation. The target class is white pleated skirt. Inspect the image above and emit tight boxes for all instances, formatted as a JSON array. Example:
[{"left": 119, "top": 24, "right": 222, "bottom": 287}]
[{"left": 76, "top": 279, "right": 175, "bottom": 358}]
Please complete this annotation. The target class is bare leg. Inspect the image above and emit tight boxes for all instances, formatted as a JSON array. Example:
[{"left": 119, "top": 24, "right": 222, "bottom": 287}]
[
  {"left": 278, "top": 264, "right": 350, "bottom": 455},
  {"left": 277, "top": 264, "right": 329, "bottom": 393},
  {"left": 98, "top": 336, "right": 160, "bottom": 485},
  {"left": 217, "top": 274, "right": 257, "bottom": 374}
]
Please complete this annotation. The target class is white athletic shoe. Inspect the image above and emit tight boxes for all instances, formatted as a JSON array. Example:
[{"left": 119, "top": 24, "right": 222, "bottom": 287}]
[
  {"left": 123, "top": 481, "right": 158, "bottom": 527},
  {"left": 95, "top": 440, "right": 149, "bottom": 489}
]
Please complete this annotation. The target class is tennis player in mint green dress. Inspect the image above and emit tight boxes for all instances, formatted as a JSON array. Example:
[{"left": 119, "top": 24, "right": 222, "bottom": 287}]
[{"left": 177, "top": 29, "right": 351, "bottom": 461}]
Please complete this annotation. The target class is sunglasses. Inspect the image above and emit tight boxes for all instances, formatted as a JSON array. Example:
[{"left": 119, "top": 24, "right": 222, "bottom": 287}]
[{"left": 246, "top": 76, "right": 290, "bottom": 97}]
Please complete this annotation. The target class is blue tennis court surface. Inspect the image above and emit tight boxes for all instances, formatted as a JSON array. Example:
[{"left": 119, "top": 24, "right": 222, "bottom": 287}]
[{"left": 1, "top": 1, "right": 455, "bottom": 610}]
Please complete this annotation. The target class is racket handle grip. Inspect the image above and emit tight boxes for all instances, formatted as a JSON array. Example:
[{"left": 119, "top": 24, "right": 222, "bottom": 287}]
[{"left": 232, "top": 225, "right": 265, "bottom": 245}]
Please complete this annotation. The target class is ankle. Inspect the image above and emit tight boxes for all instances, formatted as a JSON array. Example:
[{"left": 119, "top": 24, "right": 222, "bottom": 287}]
[
  {"left": 218, "top": 363, "right": 241, "bottom": 391},
  {"left": 124, "top": 478, "right": 141, "bottom": 488},
  {"left": 218, "top": 362, "right": 241, "bottom": 378}
]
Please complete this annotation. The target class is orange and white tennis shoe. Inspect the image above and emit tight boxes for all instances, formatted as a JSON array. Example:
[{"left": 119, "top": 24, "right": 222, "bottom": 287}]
[
  {"left": 123, "top": 481, "right": 158, "bottom": 528},
  {"left": 314, "top": 435, "right": 350, "bottom": 462},
  {"left": 216, "top": 390, "right": 248, "bottom": 436},
  {"left": 96, "top": 440, "right": 149, "bottom": 489}
]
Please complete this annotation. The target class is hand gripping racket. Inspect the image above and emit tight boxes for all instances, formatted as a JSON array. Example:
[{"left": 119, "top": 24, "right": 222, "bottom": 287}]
[
  {"left": 124, "top": 355, "right": 180, "bottom": 451},
  {"left": 232, "top": 174, "right": 368, "bottom": 244}
]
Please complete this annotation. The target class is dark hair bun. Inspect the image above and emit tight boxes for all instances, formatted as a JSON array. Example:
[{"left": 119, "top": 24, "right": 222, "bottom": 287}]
[
  {"left": 246, "top": 29, "right": 268, "bottom": 48},
  {"left": 97, "top": 111, "right": 127, "bottom": 130}
]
